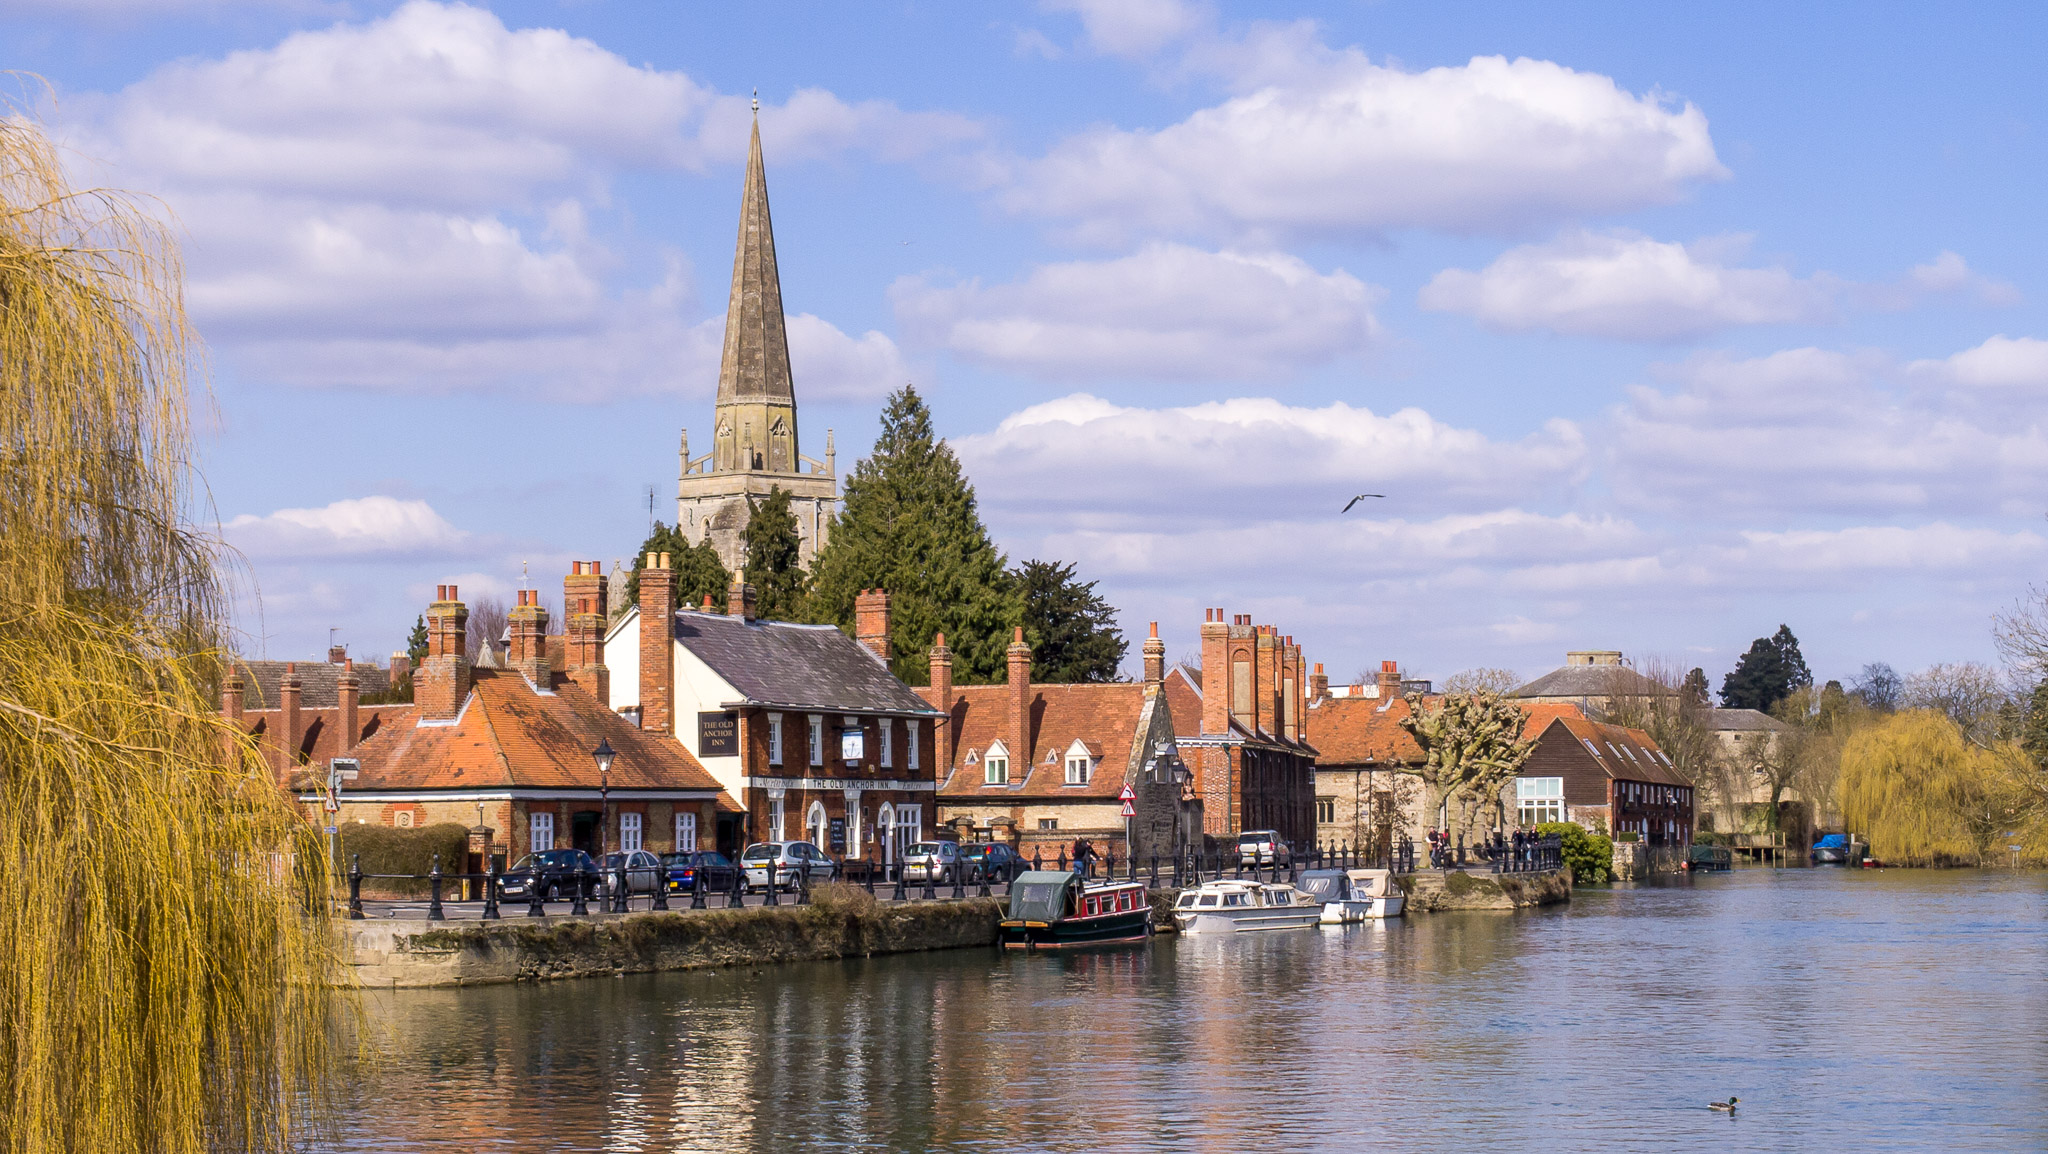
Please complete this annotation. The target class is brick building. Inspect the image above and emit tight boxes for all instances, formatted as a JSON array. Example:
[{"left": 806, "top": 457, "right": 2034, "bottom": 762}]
[
  {"left": 1160, "top": 609, "right": 1318, "bottom": 849},
  {"left": 919, "top": 623, "right": 1196, "bottom": 862},
  {"left": 1517, "top": 714, "right": 1693, "bottom": 844},
  {"left": 224, "top": 658, "right": 413, "bottom": 785},
  {"left": 605, "top": 568, "right": 945, "bottom": 863}
]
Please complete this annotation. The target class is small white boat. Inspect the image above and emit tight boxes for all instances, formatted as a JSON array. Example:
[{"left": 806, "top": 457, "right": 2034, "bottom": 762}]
[
  {"left": 1295, "top": 868, "right": 1404, "bottom": 922},
  {"left": 1344, "top": 868, "right": 1405, "bottom": 919},
  {"left": 1172, "top": 879, "right": 1323, "bottom": 934}
]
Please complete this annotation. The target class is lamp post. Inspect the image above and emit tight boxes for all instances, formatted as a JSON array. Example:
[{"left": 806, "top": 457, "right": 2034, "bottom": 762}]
[{"left": 592, "top": 738, "right": 615, "bottom": 914}]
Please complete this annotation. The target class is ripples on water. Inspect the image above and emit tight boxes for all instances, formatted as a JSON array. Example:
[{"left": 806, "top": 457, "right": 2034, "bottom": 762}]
[{"left": 318, "top": 869, "right": 2048, "bottom": 1153}]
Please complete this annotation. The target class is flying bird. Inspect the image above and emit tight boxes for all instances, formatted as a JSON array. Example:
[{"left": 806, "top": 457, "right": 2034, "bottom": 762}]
[{"left": 1341, "top": 494, "right": 1386, "bottom": 513}]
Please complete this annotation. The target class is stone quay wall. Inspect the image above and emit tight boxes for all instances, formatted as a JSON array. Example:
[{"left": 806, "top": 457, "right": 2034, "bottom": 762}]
[
  {"left": 348, "top": 890, "right": 1004, "bottom": 989},
  {"left": 1396, "top": 868, "right": 1571, "bottom": 912}
]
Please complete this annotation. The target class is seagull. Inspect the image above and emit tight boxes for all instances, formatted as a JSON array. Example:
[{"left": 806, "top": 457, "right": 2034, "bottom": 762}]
[
  {"left": 1341, "top": 494, "right": 1386, "bottom": 513},
  {"left": 1710, "top": 1096, "right": 1738, "bottom": 1112}
]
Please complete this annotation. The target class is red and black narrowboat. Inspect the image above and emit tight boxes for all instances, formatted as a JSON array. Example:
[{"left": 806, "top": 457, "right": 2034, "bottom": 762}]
[{"left": 998, "top": 871, "right": 1152, "bottom": 951}]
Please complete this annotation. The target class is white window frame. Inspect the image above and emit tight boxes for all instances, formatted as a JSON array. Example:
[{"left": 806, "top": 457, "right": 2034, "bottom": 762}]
[
  {"left": 907, "top": 720, "right": 920, "bottom": 770},
  {"left": 984, "top": 740, "right": 1009, "bottom": 785},
  {"left": 808, "top": 715, "right": 823, "bottom": 766},
  {"left": 770, "top": 794, "right": 786, "bottom": 841},
  {"left": 806, "top": 800, "right": 829, "bottom": 849},
  {"left": 877, "top": 804, "right": 895, "bottom": 864},
  {"left": 676, "top": 810, "right": 697, "bottom": 854},
  {"left": 530, "top": 810, "right": 555, "bottom": 852},
  {"left": 1065, "top": 755, "right": 1091, "bottom": 785},
  {"left": 620, "top": 811, "right": 643, "bottom": 853},
  {"left": 1516, "top": 777, "right": 1564, "bottom": 826},
  {"left": 767, "top": 712, "right": 783, "bottom": 766},
  {"left": 894, "top": 805, "right": 921, "bottom": 858},
  {"left": 880, "top": 722, "right": 894, "bottom": 768}
]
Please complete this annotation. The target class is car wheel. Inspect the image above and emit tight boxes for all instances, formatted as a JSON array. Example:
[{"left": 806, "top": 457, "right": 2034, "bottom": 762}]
[{"left": 546, "top": 883, "right": 560, "bottom": 901}]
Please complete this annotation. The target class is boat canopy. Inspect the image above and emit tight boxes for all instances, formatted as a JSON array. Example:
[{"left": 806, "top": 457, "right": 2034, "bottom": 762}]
[
  {"left": 1815, "top": 834, "right": 1852, "bottom": 850},
  {"left": 1007, "top": 871, "right": 1079, "bottom": 921},
  {"left": 1346, "top": 868, "right": 1395, "bottom": 897},
  {"left": 1294, "top": 869, "right": 1350, "bottom": 902}
]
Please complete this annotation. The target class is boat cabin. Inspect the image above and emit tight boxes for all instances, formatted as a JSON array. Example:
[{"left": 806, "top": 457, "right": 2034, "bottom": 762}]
[{"left": 1000, "top": 870, "right": 1152, "bottom": 950}]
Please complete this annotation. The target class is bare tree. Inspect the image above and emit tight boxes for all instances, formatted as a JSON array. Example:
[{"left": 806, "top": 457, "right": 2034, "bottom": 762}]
[
  {"left": 1995, "top": 584, "right": 2048, "bottom": 678},
  {"left": 1852, "top": 661, "right": 1902, "bottom": 712},
  {"left": 465, "top": 594, "right": 508, "bottom": 664},
  {"left": 1902, "top": 661, "right": 2010, "bottom": 746},
  {"left": 1442, "top": 667, "right": 1522, "bottom": 694}
]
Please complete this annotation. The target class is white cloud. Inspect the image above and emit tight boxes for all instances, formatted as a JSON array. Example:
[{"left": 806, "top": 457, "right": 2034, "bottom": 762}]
[
  {"left": 1908, "top": 334, "right": 2048, "bottom": 390},
  {"left": 1000, "top": 52, "right": 1725, "bottom": 243},
  {"left": 225, "top": 496, "right": 469, "bottom": 559},
  {"left": 1420, "top": 231, "right": 1837, "bottom": 340},
  {"left": 892, "top": 244, "right": 1381, "bottom": 381},
  {"left": 1042, "top": 0, "right": 1211, "bottom": 59},
  {"left": 1904, "top": 251, "right": 2019, "bottom": 306}
]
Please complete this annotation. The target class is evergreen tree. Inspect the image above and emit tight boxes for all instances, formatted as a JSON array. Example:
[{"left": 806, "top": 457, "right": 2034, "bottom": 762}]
[
  {"left": 742, "top": 486, "right": 808, "bottom": 621},
  {"left": 1720, "top": 624, "right": 1813, "bottom": 712},
  {"left": 807, "top": 385, "right": 1022, "bottom": 683},
  {"left": 405, "top": 615, "right": 429, "bottom": 665},
  {"left": 1014, "top": 559, "right": 1127, "bottom": 682},
  {"left": 1681, "top": 667, "right": 1711, "bottom": 709},
  {"left": 621, "top": 522, "right": 729, "bottom": 613}
]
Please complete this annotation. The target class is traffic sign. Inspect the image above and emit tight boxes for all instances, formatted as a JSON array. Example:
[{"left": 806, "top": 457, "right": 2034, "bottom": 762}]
[
  {"left": 1117, "top": 784, "right": 1135, "bottom": 802},
  {"left": 323, "top": 826, "right": 338, "bottom": 834},
  {"left": 1120, "top": 800, "right": 1136, "bottom": 818},
  {"left": 324, "top": 797, "right": 339, "bottom": 813}
]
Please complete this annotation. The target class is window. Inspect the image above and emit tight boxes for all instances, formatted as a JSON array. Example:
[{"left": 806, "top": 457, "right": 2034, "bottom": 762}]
[
  {"left": 1582, "top": 738, "right": 1603, "bottom": 758},
  {"left": 767, "top": 713, "right": 783, "bottom": 766},
  {"left": 1038, "top": 818, "right": 1059, "bottom": 831},
  {"left": 530, "top": 811, "right": 555, "bottom": 851},
  {"left": 808, "top": 716, "right": 823, "bottom": 765},
  {"left": 881, "top": 723, "right": 894, "bottom": 768},
  {"left": 1516, "top": 777, "right": 1564, "bottom": 826},
  {"left": 894, "top": 806, "right": 921, "bottom": 858},
  {"left": 1316, "top": 797, "right": 1336, "bottom": 824},
  {"left": 620, "top": 812, "right": 643, "bottom": 852},
  {"left": 769, "top": 795, "right": 786, "bottom": 841},
  {"left": 907, "top": 720, "right": 921, "bottom": 770},
  {"left": 985, "top": 740, "right": 1009, "bottom": 785},
  {"left": 1065, "top": 755, "right": 1090, "bottom": 785},
  {"left": 676, "top": 810, "right": 697, "bottom": 853}
]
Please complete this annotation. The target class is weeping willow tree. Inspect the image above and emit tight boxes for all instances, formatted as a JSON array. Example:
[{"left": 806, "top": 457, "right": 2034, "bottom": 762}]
[
  {"left": 1839, "top": 710, "right": 2039, "bottom": 867},
  {"left": 0, "top": 114, "right": 346, "bottom": 1152}
]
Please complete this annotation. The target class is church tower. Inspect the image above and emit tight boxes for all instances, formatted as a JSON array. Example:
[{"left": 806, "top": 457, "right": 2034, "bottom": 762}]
[{"left": 677, "top": 106, "right": 838, "bottom": 573}]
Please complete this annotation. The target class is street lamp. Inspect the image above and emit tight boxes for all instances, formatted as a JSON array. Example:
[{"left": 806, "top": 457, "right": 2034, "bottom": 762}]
[{"left": 592, "top": 738, "right": 615, "bottom": 911}]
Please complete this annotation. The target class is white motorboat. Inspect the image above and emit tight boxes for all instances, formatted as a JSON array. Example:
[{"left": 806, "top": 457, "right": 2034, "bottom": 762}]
[
  {"left": 1343, "top": 868, "right": 1405, "bottom": 919},
  {"left": 1172, "top": 879, "right": 1323, "bottom": 934},
  {"left": 1295, "top": 868, "right": 1404, "bottom": 923}
]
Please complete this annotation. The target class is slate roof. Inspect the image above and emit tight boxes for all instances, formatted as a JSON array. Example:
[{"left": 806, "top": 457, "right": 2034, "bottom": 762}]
[
  {"left": 670, "top": 609, "right": 943, "bottom": 717},
  {"left": 1703, "top": 707, "right": 1789, "bottom": 733},
  {"left": 337, "top": 669, "right": 736, "bottom": 801},
  {"left": 921, "top": 682, "right": 1152, "bottom": 800},
  {"left": 1511, "top": 663, "right": 1671, "bottom": 700},
  {"left": 239, "top": 704, "right": 415, "bottom": 783},
  {"left": 233, "top": 659, "right": 392, "bottom": 708},
  {"left": 1309, "top": 697, "right": 1586, "bottom": 768},
  {"left": 1542, "top": 715, "right": 1687, "bottom": 786}
]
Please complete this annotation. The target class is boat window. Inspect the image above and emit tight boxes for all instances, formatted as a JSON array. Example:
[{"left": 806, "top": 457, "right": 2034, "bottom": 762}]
[
  {"left": 1118, "top": 891, "right": 1134, "bottom": 911},
  {"left": 1223, "top": 893, "right": 1245, "bottom": 907},
  {"left": 1197, "top": 895, "right": 1219, "bottom": 907},
  {"left": 1177, "top": 894, "right": 1197, "bottom": 908}
]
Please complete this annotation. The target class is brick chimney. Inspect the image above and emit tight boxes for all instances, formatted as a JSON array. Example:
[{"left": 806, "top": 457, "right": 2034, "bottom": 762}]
[
  {"left": 221, "top": 670, "right": 244, "bottom": 723},
  {"left": 279, "top": 661, "right": 303, "bottom": 772},
  {"left": 727, "top": 577, "right": 757, "bottom": 622},
  {"left": 338, "top": 659, "right": 360, "bottom": 750},
  {"left": 1006, "top": 626, "right": 1032, "bottom": 784},
  {"left": 1377, "top": 659, "right": 1402, "bottom": 700},
  {"left": 1255, "top": 625, "right": 1278, "bottom": 737},
  {"left": 640, "top": 553, "right": 674, "bottom": 734},
  {"left": 1142, "top": 621, "right": 1165, "bottom": 685},
  {"left": 1281, "top": 635, "right": 1300, "bottom": 742},
  {"left": 1200, "top": 608, "right": 1229, "bottom": 736},
  {"left": 508, "top": 588, "right": 550, "bottom": 687},
  {"left": 855, "top": 589, "right": 892, "bottom": 660},
  {"left": 417, "top": 585, "right": 472, "bottom": 720},
  {"left": 929, "top": 632, "right": 954, "bottom": 771},
  {"left": 389, "top": 653, "right": 410, "bottom": 683},
  {"left": 564, "top": 561, "right": 609, "bottom": 701},
  {"left": 1227, "top": 614, "right": 1257, "bottom": 731},
  {"left": 1310, "top": 661, "right": 1329, "bottom": 702},
  {"left": 327, "top": 644, "right": 347, "bottom": 665}
]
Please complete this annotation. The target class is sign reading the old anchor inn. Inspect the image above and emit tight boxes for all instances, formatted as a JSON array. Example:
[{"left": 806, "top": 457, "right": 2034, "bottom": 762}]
[{"left": 698, "top": 711, "right": 739, "bottom": 757}]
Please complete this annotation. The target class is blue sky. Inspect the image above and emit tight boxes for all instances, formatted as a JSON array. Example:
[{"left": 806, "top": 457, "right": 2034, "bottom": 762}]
[{"left": 8, "top": 0, "right": 2046, "bottom": 689}]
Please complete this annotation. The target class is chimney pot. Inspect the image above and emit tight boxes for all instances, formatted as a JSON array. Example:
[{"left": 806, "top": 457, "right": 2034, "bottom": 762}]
[
  {"left": 564, "top": 561, "right": 611, "bottom": 701},
  {"left": 1142, "top": 620, "right": 1166, "bottom": 685},
  {"left": 855, "top": 588, "right": 892, "bottom": 660}
]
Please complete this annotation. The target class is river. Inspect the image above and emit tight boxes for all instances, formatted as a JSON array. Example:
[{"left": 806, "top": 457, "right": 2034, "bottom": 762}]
[{"left": 318, "top": 868, "right": 2047, "bottom": 1152}]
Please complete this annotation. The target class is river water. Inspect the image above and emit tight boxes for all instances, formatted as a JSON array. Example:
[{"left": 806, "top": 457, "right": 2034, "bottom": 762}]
[{"left": 320, "top": 869, "right": 2047, "bottom": 1153}]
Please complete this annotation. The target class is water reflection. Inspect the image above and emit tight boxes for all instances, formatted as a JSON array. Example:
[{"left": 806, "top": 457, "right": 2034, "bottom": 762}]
[{"left": 324, "top": 870, "right": 2048, "bottom": 1152}]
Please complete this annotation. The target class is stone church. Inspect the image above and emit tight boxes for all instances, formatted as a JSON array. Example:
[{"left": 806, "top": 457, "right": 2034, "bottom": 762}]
[{"left": 676, "top": 108, "right": 839, "bottom": 572}]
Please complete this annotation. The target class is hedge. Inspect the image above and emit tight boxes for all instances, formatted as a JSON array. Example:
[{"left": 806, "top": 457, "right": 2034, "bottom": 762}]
[{"left": 338, "top": 822, "right": 471, "bottom": 896}]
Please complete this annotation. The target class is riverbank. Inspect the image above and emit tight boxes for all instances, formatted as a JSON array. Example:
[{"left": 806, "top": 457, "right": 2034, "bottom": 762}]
[{"left": 1398, "top": 867, "right": 1572, "bottom": 912}]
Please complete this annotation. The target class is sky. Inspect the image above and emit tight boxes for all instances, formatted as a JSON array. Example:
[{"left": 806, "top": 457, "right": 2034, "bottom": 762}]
[{"left": 7, "top": 0, "right": 2046, "bottom": 689}]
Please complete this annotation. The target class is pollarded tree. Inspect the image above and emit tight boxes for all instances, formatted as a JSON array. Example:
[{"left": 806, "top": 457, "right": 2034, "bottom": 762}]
[
  {"left": 1014, "top": 558, "right": 1126, "bottom": 683},
  {"left": 1400, "top": 691, "right": 1537, "bottom": 846},
  {"left": 806, "top": 386, "right": 1022, "bottom": 683},
  {"left": 742, "top": 485, "right": 808, "bottom": 621},
  {"left": 1720, "top": 624, "right": 1812, "bottom": 711}
]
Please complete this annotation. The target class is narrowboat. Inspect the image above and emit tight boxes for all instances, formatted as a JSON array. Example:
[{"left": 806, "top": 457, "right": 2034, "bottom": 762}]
[
  {"left": 1172, "top": 879, "right": 1323, "bottom": 934},
  {"left": 1296, "top": 869, "right": 1407, "bottom": 923},
  {"left": 998, "top": 870, "right": 1152, "bottom": 951}
]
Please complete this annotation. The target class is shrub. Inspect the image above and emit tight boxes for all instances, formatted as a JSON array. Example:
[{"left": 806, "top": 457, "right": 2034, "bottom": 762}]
[
  {"left": 338, "top": 822, "right": 470, "bottom": 896},
  {"left": 1536, "top": 821, "right": 1614, "bottom": 885},
  {"left": 1617, "top": 831, "right": 1640, "bottom": 843}
]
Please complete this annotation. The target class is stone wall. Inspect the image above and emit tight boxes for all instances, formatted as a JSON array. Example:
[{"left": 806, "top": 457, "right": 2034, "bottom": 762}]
[
  {"left": 1397, "top": 868, "right": 1571, "bottom": 912},
  {"left": 349, "top": 888, "right": 1003, "bottom": 988}
]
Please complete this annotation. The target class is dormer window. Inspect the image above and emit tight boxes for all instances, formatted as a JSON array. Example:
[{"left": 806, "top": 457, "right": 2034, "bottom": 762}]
[
  {"left": 1063, "top": 739, "right": 1094, "bottom": 785},
  {"left": 985, "top": 740, "right": 1009, "bottom": 785}
]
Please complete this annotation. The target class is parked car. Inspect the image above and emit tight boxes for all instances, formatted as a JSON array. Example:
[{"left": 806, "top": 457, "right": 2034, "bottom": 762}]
[
  {"left": 1237, "top": 829, "right": 1288, "bottom": 867},
  {"left": 958, "top": 842, "right": 1026, "bottom": 882},
  {"left": 662, "top": 850, "right": 738, "bottom": 893},
  {"left": 499, "top": 849, "right": 599, "bottom": 902},
  {"left": 901, "top": 840, "right": 960, "bottom": 884},
  {"left": 740, "top": 841, "right": 836, "bottom": 892},
  {"left": 600, "top": 850, "right": 665, "bottom": 894}
]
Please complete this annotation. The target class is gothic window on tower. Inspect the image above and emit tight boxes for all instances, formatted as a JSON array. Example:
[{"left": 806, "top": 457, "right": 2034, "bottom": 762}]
[{"left": 770, "top": 416, "right": 790, "bottom": 471}]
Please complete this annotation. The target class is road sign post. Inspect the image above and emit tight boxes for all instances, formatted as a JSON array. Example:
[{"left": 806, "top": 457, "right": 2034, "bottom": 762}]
[{"left": 327, "top": 758, "right": 360, "bottom": 881}]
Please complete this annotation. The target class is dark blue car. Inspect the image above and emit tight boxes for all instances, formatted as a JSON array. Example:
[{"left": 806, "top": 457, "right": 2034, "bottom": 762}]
[{"left": 662, "top": 850, "right": 738, "bottom": 893}]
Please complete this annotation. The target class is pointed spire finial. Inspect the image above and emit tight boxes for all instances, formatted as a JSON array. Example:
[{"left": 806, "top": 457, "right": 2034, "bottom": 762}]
[{"left": 751, "top": 88, "right": 759, "bottom": 115}]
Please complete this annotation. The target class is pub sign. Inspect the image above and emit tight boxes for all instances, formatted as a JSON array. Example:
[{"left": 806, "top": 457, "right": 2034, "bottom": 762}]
[{"left": 697, "top": 711, "right": 739, "bottom": 757}]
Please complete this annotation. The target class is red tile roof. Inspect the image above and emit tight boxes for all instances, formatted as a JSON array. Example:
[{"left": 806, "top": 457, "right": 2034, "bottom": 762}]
[
  {"left": 916, "top": 682, "right": 1151, "bottom": 800},
  {"left": 241, "top": 704, "right": 415, "bottom": 780},
  {"left": 1544, "top": 715, "right": 1686, "bottom": 785},
  {"left": 1309, "top": 696, "right": 1587, "bottom": 767}
]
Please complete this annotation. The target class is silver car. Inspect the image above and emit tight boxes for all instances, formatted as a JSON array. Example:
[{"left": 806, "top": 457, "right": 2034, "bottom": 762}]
[
  {"left": 600, "top": 850, "right": 664, "bottom": 894},
  {"left": 741, "top": 841, "right": 836, "bottom": 892},
  {"left": 900, "top": 841, "right": 959, "bottom": 884},
  {"left": 1237, "top": 829, "right": 1287, "bottom": 866}
]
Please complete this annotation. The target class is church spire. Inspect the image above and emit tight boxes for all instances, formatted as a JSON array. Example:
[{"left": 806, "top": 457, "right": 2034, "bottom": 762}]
[{"left": 715, "top": 108, "right": 797, "bottom": 416}]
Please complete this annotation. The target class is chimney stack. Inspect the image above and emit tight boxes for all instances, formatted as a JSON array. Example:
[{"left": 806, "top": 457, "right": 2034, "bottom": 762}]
[
  {"left": 389, "top": 653, "right": 411, "bottom": 683},
  {"left": 1255, "top": 625, "right": 1278, "bottom": 737},
  {"left": 279, "top": 661, "right": 304, "bottom": 774},
  {"left": 221, "top": 670, "right": 244, "bottom": 723},
  {"left": 1006, "top": 627, "right": 1031, "bottom": 785},
  {"left": 1377, "top": 660, "right": 1402, "bottom": 701},
  {"left": 564, "top": 561, "right": 610, "bottom": 701},
  {"left": 1200, "top": 608, "right": 1229, "bottom": 736},
  {"left": 1143, "top": 621, "right": 1165, "bottom": 685},
  {"left": 855, "top": 589, "right": 892, "bottom": 661},
  {"left": 508, "top": 588, "right": 551, "bottom": 686},
  {"left": 1310, "top": 662, "right": 1329, "bottom": 702},
  {"left": 417, "top": 585, "right": 472, "bottom": 720},
  {"left": 727, "top": 577, "right": 757, "bottom": 622},
  {"left": 640, "top": 553, "right": 674, "bottom": 734},
  {"left": 929, "top": 633, "right": 954, "bottom": 771},
  {"left": 338, "top": 659, "right": 360, "bottom": 750},
  {"left": 327, "top": 644, "right": 347, "bottom": 665}
]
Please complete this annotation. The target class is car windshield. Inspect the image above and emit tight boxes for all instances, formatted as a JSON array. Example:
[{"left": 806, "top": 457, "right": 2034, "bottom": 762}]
[
  {"left": 909, "top": 843, "right": 944, "bottom": 857},
  {"left": 541, "top": 850, "right": 580, "bottom": 865},
  {"left": 509, "top": 855, "right": 539, "bottom": 872},
  {"left": 602, "top": 854, "right": 625, "bottom": 867},
  {"left": 1238, "top": 833, "right": 1267, "bottom": 845},
  {"left": 700, "top": 852, "right": 732, "bottom": 867},
  {"left": 742, "top": 845, "right": 778, "bottom": 861},
  {"left": 660, "top": 854, "right": 691, "bottom": 868}
]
